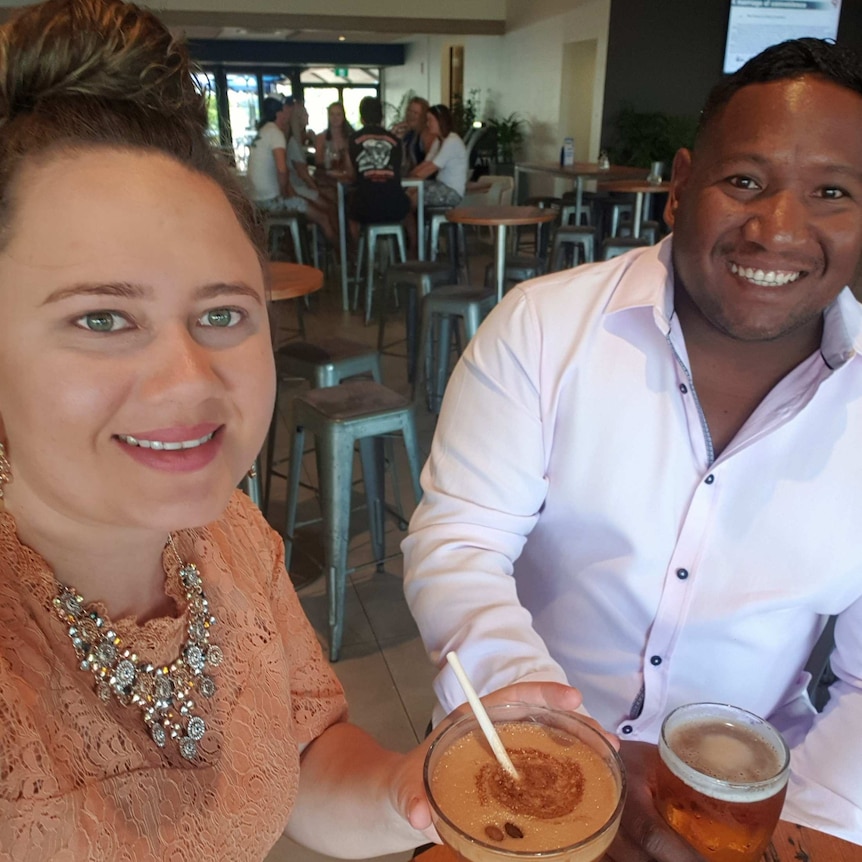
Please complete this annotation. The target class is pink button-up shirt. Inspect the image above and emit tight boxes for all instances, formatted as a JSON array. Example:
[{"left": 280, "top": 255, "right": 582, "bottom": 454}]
[{"left": 403, "top": 237, "right": 862, "bottom": 843}]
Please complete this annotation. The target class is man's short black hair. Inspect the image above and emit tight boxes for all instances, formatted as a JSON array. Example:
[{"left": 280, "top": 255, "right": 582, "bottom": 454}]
[
  {"left": 696, "top": 38, "right": 862, "bottom": 147},
  {"left": 359, "top": 96, "right": 383, "bottom": 125}
]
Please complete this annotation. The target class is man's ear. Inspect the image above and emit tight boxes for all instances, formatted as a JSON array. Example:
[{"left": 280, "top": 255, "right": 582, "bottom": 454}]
[{"left": 664, "top": 147, "right": 693, "bottom": 230}]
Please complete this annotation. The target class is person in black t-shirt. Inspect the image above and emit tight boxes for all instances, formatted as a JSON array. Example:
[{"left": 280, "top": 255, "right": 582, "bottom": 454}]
[{"left": 347, "top": 97, "right": 410, "bottom": 231}]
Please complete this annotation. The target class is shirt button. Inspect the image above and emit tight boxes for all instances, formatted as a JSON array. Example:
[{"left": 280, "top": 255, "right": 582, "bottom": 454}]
[
  {"left": 676, "top": 568, "right": 689, "bottom": 580},
  {"left": 650, "top": 655, "right": 662, "bottom": 666},
  {"left": 621, "top": 725, "right": 633, "bottom": 734},
  {"left": 679, "top": 383, "right": 688, "bottom": 394},
  {"left": 705, "top": 474, "right": 715, "bottom": 484}
]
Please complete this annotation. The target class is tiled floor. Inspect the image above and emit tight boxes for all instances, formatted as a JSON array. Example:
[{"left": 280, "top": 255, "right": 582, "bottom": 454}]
[{"left": 260, "top": 254, "right": 455, "bottom": 862}]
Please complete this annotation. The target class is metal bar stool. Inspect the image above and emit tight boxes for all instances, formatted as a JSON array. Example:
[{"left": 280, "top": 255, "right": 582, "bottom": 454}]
[
  {"left": 550, "top": 225, "right": 597, "bottom": 271},
  {"left": 601, "top": 236, "right": 650, "bottom": 260},
  {"left": 263, "top": 337, "right": 382, "bottom": 514},
  {"left": 378, "top": 260, "right": 457, "bottom": 383},
  {"left": 415, "top": 285, "right": 496, "bottom": 413},
  {"left": 265, "top": 213, "right": 306, "bottom": 263},
  {"left": 354, "top": 222, "right": 407, "bottom": 324},
  {"left": 284, "top": 380, "right": 423, "bottom": 660}
]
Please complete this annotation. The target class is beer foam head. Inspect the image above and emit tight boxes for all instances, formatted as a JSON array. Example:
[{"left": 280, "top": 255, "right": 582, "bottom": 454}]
[{"left": 660, "top": 704, "right": 789, "bottom": 804}]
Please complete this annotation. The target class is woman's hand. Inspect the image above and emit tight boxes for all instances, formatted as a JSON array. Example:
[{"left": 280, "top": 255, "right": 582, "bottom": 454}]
[
  {"left": 606, "top": 741, "right": 707, "bottom": 862},
  {"left": 388, "top": 680, "right": 612, "bottom": 844}
]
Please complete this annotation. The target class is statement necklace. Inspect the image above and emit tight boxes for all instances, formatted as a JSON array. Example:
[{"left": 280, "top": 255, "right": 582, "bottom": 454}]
[{"left": 51, "top": 536, "right": 222, "bottom": 762}]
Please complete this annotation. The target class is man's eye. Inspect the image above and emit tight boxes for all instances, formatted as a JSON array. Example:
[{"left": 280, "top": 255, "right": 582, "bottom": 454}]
[
  {"left": 727, "top": 175, "right": 759, "bottom": 190},
  {"left": 75, "top": 311, "right": 130, "bottom": 332},
  {"left": 819, "top": 186, "right": 847, "bottom": 200},
  {"left": 200, "top": 307, "right": 242, "bottom": 328}
]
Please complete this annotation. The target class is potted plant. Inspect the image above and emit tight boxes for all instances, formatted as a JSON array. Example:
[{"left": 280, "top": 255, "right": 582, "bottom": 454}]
[{"left": 489, "top": 112, "right": 525, "bottom": 173}]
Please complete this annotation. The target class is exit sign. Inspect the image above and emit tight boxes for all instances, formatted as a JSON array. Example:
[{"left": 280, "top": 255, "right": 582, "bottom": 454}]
[{"left": 334, "top": 67, "right": 348, "bottom": 78}]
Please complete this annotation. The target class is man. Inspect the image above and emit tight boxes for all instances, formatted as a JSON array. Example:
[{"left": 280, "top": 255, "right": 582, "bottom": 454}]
[
  {"left": 403, "top": 38, "right": 862, "bottom": 857},
  {"left": 347, "top": 96, "right": 410, "bottom": 232}
]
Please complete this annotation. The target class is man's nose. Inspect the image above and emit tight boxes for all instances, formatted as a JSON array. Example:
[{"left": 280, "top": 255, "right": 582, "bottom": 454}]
[{"left": 742, "top": 188, "right": 810, "bottom": 248}]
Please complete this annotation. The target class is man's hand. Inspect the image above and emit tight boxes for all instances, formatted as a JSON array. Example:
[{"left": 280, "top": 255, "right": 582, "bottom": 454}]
[{"left": 607, "top": 741, "right": 707, "bottom": 862}]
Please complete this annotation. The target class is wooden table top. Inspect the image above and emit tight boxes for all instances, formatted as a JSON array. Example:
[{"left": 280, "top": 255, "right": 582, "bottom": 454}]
[
  {"left": 516, "top": 162, "right": 648, "bottom": 181},
  {"left": 445, "top": 205, "right": 559, "bottom": 227},
  {"left": 598, "top": 179, "right": 672, "bottom": 195},
  {"left": 267, "top": 261, "right": 324, "bottom": 302},
  {"left": 415, "top": 820, "right": 858, "bottom": 862}
]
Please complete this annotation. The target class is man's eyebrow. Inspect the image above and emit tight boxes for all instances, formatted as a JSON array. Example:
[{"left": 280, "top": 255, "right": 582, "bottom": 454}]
[{"left": 41, "top": 281, "right": 264, "bottom": 306}]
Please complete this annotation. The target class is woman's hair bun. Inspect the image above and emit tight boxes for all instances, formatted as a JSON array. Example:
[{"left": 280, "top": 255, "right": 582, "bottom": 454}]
[{"left": 0, "top": 0, "right": 205, "bottom": 127}]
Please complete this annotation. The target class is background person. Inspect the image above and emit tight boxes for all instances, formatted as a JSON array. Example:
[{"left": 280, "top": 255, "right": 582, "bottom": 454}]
[
  {"left": 0, "top": 1, "right": 591, "bottom": 860},
  {"left": 346, "top": 96, "right": 410, "bottom": 240},
  {"left": 403, "top": 38, "right": 862, "bottom": 857},
  {"left": 245, "top": 95, "right": 306, "bottom": 216},
  {"left": 393, "top": 96, "right": 434, "bottom": 175},
  {"left": 284, "top": 99, "right": 338, "bottom": 243},
  {"left": 409, "top": 104, "right": 468, "bottom": 208},
  {"left": 314, "top": 101, "right": 353, "bottom": 178}
]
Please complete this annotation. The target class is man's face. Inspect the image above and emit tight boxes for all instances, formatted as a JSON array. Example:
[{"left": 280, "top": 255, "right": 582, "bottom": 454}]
[
  {"left": 276, "top": 103, "right": 292, "bottom": 131},
  {"left": 666, "top": 75, "right": 862, "bottom": 344}
]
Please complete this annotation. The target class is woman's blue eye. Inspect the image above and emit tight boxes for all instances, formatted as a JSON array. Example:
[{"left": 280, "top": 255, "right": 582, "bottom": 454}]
[
  {"left": 76, "top": 311, "right": 129, "bottom": 332},
  {"left": 201, "top": 308, "right": 242, "bottom": 328}
]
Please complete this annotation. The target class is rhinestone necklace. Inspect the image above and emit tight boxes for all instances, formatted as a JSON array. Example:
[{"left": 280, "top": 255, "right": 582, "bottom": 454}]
[{"left": 51, "top": 536, "right": 222, "bottom": 762}]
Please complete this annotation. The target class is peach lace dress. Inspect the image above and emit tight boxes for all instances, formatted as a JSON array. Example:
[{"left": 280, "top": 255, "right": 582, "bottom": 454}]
[{"left": 0, "top": 491, "right": 347, "bottom": 861}]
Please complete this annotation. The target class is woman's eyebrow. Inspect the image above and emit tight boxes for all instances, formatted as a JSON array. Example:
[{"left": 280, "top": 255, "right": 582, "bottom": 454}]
[{"left": 41, "top": 281, "right": 264, "bottom": 306}]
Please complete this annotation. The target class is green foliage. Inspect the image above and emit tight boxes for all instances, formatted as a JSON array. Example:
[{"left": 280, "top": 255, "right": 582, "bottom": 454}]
[
  {"left": 489, "top": 112, "right": 526, "bottom": 163},
  {"left": 609, "top": 105, "right": 698, "bottom": 168},
  {"left": 451, "top": 87, "right": 483, "bottom": 137}
]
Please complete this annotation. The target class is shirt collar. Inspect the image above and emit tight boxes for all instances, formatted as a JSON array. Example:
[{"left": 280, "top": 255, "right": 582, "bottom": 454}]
[{"left": 603, "top": 234, "right": 862, "bottom": 369}]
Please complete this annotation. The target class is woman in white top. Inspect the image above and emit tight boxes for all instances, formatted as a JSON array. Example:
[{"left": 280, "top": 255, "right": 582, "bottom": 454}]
[{"left": 409, "top": 104, "right": 468, "bottom": 207}]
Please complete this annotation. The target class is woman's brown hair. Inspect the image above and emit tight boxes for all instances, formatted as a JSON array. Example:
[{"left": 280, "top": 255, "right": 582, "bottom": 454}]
[{"left": 0, "top": 0, "right": 265, "bottom": 256}]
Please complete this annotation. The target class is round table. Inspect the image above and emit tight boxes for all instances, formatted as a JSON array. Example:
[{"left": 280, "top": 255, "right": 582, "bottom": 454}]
[
  {"left": 445, "top": 205, "right": 558, "bottom": 301},
  {"left": 268, "top": 261, "right": 324, "bottom": 302},
  {"left": 597, "top": 179, "right": 671, "bottom": 239}
]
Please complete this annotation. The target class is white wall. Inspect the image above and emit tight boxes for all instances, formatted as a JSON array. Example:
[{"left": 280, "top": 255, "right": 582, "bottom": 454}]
[{"left": 384, "top": 0, "right": 611, "bottom": 174}]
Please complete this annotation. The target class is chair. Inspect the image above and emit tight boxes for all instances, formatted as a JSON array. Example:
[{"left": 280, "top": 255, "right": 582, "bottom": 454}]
[
  {"left": 484, "top": 254, "right": 544, "bottom": 293},
  {"left": 353, "top": 222, "right": 407, "bottom": 325},
  {"left": 427, "top": 207, "right": 469, "bottom": 283},
  {"left": 415, "top": 285, "right": 496, "bottom": 412},
  {"left": 601, "top": 236, "right": 650, "bottom": 261},
  {"left": 377, "top": 260, "right": 456, "bottom": 383},
  {"left": 265, "top": 213, "right": 310, "bottom": 264},
  {"left": 262, "top": 337, "right": 382, "bottom": 513},
  {"left": 284, "top": 380, "right": 422, "bottom": 660},
  {"left": 550, "top": 225, "right": 597, "bottom": 271}
]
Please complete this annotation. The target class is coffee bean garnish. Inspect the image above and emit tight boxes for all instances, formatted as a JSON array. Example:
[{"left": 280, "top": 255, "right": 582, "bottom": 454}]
[
  {"left": 504, "top": 822, "right": 524, "bottom": 839},
  {"left": 484, "top": 825, "right": 504, "bottom": 842}
]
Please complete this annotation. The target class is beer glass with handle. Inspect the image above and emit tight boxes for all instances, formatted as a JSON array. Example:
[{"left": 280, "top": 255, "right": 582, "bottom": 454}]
[
  {"left": 656, "top": 702, "right": 790, "bottom": 862},
  {"left": 424, "top": 703, "right": 626, "bottom": 862}
]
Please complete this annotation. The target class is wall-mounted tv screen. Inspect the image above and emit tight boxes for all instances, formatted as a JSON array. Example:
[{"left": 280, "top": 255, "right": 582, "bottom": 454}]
[{"left": 723, "top": 0, "right": 843, "bottom": 74}]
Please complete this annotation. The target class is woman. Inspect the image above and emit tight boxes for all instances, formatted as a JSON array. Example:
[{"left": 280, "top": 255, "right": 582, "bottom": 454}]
[
  {"left": 410, "top": 104, "right": 469, "bottom": 207},
  {"left": 285, "top": 100, "right": 339, "bottom": 241},
  {"left": 314, "top": 101, "right": 353, "bottom": 177},
  {"left": 245, "top": 95, "right": 306, "bottom": 215},
  {"left": 0, "top": 1, "right": 589, "bottom": 860}
]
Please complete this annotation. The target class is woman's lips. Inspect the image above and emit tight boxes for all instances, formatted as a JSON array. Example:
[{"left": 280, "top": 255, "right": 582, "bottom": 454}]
[{"left": 113, "top": 425, "right": 223, "bottom": 472}]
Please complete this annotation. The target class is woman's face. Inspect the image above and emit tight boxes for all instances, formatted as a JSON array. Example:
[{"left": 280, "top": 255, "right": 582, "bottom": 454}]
[
  {"left": 0, "top": 148, "right": 276, "bottom": 536},
  {"left": 426, "top": 112, "right": 441, "bottom": 138},
  {"left": 328, "top": 104, "right": 345, "bottom": 128}
]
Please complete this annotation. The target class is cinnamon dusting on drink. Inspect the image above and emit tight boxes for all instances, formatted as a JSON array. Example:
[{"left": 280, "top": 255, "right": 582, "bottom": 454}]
[{"left": 475, "top": 747, "right": 586, "bottom": 819}]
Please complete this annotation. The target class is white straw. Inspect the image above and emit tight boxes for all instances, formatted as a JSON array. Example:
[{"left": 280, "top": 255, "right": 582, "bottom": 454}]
[{"left": 446, "top": 651, "right": 520, "bottom": 780}]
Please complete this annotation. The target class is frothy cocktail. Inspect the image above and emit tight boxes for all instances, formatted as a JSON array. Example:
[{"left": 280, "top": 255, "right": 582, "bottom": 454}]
[{"left": 424, "top": 704, "right": 625, "bottom": 862}]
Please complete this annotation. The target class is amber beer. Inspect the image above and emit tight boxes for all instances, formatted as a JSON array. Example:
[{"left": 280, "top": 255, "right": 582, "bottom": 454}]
[
  {"left": 424, "top": 704, "right": 626, "bottom": 862},
  {"left": 656, "top": 703, "right": 790, "bottom": 862}
]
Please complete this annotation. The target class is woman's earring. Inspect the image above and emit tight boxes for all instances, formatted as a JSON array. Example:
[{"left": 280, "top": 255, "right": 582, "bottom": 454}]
[{"left": 0, "top": 442, "right": 11, "bottom": 499}]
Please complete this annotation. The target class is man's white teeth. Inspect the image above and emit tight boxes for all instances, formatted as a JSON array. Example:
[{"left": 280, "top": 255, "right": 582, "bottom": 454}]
[
  {"left": 117, "top": 431, "right": 215, "bottom": 450},
  {"left": 730, "top": 262, "right": 801, "bottom": 286}
]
